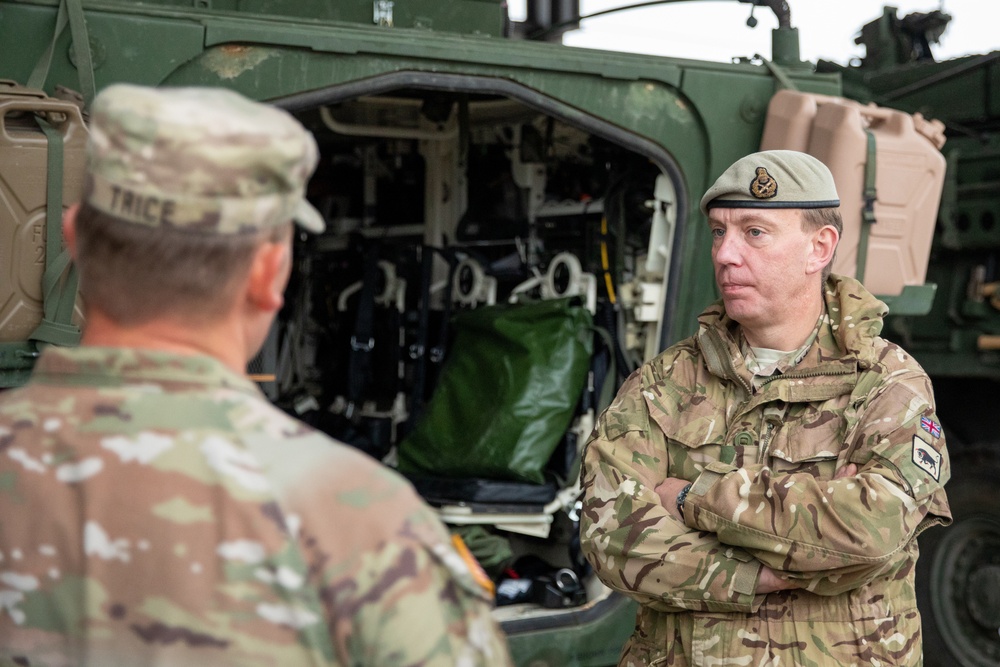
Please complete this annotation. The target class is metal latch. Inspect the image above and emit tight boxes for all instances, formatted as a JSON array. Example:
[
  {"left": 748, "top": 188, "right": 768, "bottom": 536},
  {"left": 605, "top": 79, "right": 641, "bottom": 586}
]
[{"left": 351, "top": 336, "right": 375, "bottom": 352}]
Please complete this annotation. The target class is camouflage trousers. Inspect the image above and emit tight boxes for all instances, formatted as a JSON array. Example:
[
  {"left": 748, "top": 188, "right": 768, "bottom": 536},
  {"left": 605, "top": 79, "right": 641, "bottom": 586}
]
[{"left": 620, "top": 582, "right": 924, "bottom": 667}]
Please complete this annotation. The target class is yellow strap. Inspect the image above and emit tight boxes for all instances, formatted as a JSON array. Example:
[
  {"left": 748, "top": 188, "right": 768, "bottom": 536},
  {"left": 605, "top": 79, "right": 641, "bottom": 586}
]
[{"left": 451, "top": 534, "right": 496, "bottom": 597}]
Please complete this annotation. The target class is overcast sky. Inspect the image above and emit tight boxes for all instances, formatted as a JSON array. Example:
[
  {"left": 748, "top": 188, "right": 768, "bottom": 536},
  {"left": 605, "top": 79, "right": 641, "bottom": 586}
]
[{"left": 507, "top": 1, "right": 999, "bottom": 64}]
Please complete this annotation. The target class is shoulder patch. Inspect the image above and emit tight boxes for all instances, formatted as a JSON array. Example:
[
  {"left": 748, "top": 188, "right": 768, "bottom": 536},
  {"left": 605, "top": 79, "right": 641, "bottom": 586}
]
[
  {"left": 911, "top": 434, "right": 941, "bottom": 481},
  {"left": 920, "top": 416, "right": 942, "bottom": 439}
]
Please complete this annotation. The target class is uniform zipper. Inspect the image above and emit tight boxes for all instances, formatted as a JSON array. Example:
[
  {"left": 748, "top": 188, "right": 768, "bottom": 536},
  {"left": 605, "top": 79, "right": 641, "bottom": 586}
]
[
  {"left": 709, "top": 329, "right": 856, "bottom": 466},
  {"left": 754, "top": 367, "right": 854, "bottom": 463},
  {"left": 756, "top": 364, "right": 855, "bottom": 387},
  {"left": 758, "top": 421, "right": 775, "bottom": 464}
]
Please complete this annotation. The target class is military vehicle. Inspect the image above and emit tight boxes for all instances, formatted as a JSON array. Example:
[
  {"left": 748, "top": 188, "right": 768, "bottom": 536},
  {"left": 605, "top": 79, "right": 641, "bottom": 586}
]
[{"left": 0, "top": 1, "right": 996, "bottom": 665}]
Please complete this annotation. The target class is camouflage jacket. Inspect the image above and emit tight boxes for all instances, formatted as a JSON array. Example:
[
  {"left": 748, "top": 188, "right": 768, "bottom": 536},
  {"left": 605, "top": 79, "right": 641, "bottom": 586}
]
[
  {"left": 0, "top": 347, "right": 512, "bottom": 667},
  {"left": 580, "top": 275, "right": 951, "bottom": 666}
]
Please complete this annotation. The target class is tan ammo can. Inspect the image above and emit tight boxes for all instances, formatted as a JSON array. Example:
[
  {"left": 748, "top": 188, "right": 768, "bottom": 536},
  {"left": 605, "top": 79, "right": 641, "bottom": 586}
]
[
  {"left": 0, "top": 81, "right": 87, "bottom": 343},
  {"left": 761, "top": 89, "right": 946, "bottom": 298}
]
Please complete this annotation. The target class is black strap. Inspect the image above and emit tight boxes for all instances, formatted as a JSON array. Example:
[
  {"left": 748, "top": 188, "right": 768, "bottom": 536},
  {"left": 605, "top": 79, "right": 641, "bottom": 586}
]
[
  {"left": 591, "top": 325, "right": 617, "bottom": 414},
  {"left": 407, "top": 247, "right": 431, "bottom": 419},
  {"left": 28, "top": 115, "right": 81, "bottom": 348},
  {"left": 429, "top": 249, "right": 455, "bottom": 365},
  {"left": 346, "top": 245, "right": 379, "bottom": 415},
  {"left": 408, "top": 246, "right": 453, "bottom": 420},
  {"left": 857, "top": 129, "right": 878, "bottom": 283}
]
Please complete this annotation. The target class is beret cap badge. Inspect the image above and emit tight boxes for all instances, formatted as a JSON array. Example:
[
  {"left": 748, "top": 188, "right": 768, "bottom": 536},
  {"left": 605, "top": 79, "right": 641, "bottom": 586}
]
[
  {"left": 699, "top": 150, "right": 840, "bottom": 215},
  {"left": 750, "top": 167, "right": 778, "bottom": 200}
]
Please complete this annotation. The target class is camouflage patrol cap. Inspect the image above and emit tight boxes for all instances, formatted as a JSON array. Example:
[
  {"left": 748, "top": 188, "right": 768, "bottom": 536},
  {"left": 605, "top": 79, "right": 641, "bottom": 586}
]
[
  {"left": 85, "top": 84, "right": 324, "bottom": 234},
  {"left": 700, "top": 150, "right": 840, "bottom": 216}
]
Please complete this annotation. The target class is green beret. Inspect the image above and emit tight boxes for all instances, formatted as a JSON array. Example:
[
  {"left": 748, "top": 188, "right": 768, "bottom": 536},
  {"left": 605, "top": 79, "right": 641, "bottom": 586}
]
[
  {"left": 86, "top": 84, "right": 324, "bottom": 235},
  {"left": 700, "top": 150, "right": 840, "bottom": 216}
]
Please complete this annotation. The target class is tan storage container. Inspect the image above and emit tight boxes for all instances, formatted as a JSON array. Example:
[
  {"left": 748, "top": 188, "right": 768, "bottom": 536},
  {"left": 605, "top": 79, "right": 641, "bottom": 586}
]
[
  {"left": 759, "top": 88, "right": 827, "bottom": 152},
  {"left": 0, "top": 81, "right": 87, "bottom": 342},
  {"left": 761, "top": 89, "right": 946, "bottom": 297}
]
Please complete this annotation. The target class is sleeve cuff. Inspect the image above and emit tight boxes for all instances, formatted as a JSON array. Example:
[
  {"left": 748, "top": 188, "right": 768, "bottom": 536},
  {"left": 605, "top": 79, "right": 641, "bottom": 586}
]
[
  {"left": 733, "top": 557, "right": 761, "bottom": 596},
  {"left": 691, "top": 460, "right": 737, "bottom": 495},
  {"left": 685, "top": 460, "right": 736, "bottom": 526}
]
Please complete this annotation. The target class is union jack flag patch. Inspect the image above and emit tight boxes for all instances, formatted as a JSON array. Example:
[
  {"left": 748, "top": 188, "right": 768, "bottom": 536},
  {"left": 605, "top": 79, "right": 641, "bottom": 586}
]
[{"left": 920, "top": 416, "right": 941, "bottom": 439}]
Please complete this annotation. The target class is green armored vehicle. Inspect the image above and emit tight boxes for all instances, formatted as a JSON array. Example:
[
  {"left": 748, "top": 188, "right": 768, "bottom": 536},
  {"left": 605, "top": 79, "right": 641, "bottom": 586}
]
[{"left": 0, "top": 1, "right": 996, "bottom": 664}]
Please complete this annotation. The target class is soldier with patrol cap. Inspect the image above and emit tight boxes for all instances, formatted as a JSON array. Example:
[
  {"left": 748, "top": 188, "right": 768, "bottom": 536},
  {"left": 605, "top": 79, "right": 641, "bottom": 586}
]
[
  {"left": 580, "top": 150, "right": 951, "bottom": 665},
  {"left": 0, "top": 85, "right": 512, "bottom": 666}
]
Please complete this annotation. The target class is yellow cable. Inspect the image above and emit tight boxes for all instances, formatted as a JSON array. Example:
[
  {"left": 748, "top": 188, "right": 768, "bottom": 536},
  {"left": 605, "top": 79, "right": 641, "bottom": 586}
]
[{"left": 600, "top": 216, "right": 617, "bottom": 304}]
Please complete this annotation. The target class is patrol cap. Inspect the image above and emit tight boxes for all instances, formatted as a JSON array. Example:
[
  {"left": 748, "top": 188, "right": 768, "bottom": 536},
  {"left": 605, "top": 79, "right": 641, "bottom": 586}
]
[
  {"left": 700, "top": 150, "right": 840, "bottom": 216},
  {"left": 85, "top": 84, "right": 324, "bottom": 234}
]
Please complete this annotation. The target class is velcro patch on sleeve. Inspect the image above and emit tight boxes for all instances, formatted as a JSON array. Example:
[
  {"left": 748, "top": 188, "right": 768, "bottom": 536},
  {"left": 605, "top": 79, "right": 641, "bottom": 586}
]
[{"left": 911, "top": 434, "right": 941, "bottom": 482}]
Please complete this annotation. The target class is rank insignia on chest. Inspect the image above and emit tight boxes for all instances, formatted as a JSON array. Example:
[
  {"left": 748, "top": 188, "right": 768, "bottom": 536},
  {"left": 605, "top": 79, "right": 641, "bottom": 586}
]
[
  {"left": 912, "top": 435, "right": 941, "bottom": 481},
  {"left": 920, "top": 416, "right": 941, "bottom": 438}
]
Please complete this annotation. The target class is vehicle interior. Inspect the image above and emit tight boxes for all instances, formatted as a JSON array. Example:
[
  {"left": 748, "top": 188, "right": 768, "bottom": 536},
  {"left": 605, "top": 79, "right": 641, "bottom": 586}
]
[{"left": 249, "top": 84, "right": 677, "bottom": 618}]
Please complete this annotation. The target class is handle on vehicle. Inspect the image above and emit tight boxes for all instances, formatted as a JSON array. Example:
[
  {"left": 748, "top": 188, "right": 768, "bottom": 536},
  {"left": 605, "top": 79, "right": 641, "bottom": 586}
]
[{"left": 0, "top": 98, "right": 84, "bottom": 145}]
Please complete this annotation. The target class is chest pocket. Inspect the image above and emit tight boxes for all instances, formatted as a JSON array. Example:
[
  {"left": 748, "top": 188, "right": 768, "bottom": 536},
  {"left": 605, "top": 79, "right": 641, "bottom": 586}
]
[
  {"left": 766, "top": 399, "right": 848, "bottom": 478},
  {"left": 643, "top": 379, "right": 757, "bottom": 479}
]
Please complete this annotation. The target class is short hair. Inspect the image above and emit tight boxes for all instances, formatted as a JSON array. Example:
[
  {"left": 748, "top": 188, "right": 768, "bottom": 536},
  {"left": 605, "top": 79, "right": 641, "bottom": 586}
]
[
  {"left": 74, "top": 201, "right": 290, "bottom": 326},
  {"left": 801, "top": 207, "right": 843, "bottom": 281}
]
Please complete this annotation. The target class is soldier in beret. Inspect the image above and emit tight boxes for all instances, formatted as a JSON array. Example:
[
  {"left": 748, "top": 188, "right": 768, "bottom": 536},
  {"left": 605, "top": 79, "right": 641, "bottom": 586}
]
[
  {"left": 580, "top": 150, "right": 951, "bottom": 666},
  {"left": 0, "top": 84, "right": 512, "bottom": 666}
]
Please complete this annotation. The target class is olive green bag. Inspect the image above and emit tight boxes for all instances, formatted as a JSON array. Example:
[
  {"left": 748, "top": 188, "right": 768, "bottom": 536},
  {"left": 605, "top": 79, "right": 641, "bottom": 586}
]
[{"left": 397, "top": 297, "right": 593, "bottom": 485}]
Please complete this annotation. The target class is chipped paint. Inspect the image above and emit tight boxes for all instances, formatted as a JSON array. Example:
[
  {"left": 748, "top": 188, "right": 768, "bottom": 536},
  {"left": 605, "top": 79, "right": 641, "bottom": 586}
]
[{"left": 202, "top": 45, "right": 277, "bottom": 80}]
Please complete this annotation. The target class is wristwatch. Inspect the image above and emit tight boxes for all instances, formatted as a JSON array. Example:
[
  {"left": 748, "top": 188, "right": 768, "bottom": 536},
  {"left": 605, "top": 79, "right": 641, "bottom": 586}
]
[{"left": 676, "top": 483, "right": 692, "bottom": 520}]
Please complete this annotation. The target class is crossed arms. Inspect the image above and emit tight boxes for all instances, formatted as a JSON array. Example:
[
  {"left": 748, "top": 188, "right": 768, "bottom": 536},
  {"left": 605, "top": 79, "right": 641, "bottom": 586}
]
[{"left": 579, "top": 369, "right": 948, "bottom": 612}]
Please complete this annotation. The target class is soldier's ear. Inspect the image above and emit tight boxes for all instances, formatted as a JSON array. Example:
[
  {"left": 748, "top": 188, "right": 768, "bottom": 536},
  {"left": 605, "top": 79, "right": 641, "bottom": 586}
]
[
  {"left": 806, "top": 225, "right": 838, "bottom": 276},
  {"left": 62, "top": 203, "right": 81, "bottom": 259},
  {"left": 245, "top": 234, "right": 291, "bottom": 314}
]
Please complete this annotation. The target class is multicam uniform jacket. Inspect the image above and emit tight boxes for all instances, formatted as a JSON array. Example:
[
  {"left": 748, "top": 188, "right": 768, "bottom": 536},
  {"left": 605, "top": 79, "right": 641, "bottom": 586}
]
[
  {"left": 0, "top": 347, "right": 512, "bottom": 667},
  {"left": 581, "top": 275, "right": 951, "bottom": 666}
]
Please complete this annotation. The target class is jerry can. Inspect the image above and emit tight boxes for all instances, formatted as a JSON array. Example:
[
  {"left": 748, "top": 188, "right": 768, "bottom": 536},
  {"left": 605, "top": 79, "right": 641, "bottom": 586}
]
[
  {"left": 761, "top": 89, "right": 946, "bottom": 298},
  {"left": 0, "top": 81, "right": 87, "bottom": 343}
]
